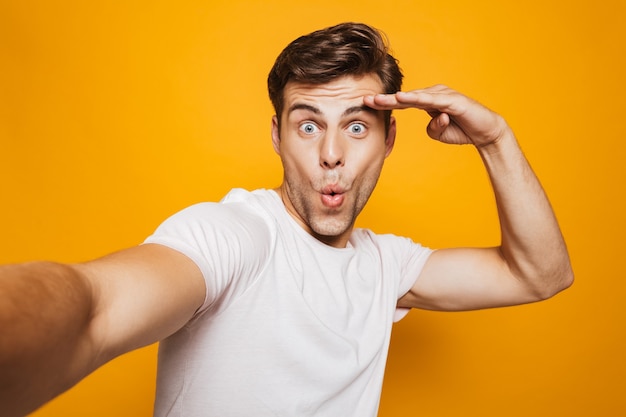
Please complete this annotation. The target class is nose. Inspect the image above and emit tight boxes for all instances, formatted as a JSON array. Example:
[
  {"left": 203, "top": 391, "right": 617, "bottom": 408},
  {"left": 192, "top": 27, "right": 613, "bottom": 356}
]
[{"left": 319, "top": 129, "right": 345, "bottom": 169}]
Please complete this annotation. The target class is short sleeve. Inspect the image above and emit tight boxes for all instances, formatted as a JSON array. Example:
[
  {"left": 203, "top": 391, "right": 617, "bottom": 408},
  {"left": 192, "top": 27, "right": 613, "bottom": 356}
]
[
  {"left": 144, "top": 201, "right": 272, "bottom": 316},
  {"left": 380, "top": 235, "right": 433, "bottom": 322}
]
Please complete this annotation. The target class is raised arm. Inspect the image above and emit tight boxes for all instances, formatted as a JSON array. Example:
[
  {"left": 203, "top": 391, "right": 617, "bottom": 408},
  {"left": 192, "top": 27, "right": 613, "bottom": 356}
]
[
  {"left": 364, "top": 85, "right": 574, "bottom": 311},
  {"left": 0, "top": 243, "right": 205, "bottom": 417}
]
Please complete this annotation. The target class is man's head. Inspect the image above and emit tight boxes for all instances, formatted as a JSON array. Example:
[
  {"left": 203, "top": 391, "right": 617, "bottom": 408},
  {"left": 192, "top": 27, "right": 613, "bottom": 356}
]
[
  {"left": 269, "top": 23, "right": 403, "bottom": 248},
  {"left": 267, "top": 22, "right": 403, "bottom": 132}
]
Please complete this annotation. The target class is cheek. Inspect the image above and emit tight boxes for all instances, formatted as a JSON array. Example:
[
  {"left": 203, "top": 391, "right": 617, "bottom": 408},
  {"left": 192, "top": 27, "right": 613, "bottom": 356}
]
[
  {"left": 281, "top": 148, "right": 313, "bottom": 178},
  {"left": 355, "top": 147, "right": 386, "bottom": 173},
  {"left": 355, "top": 155, "right": 386, "bottom": 190},
  {"left": 361, "top": 161, "right": 385, "bottom": 184}
]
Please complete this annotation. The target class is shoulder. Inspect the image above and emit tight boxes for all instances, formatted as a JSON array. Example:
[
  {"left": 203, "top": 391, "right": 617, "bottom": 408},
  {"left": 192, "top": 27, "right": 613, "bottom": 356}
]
[
  {"left": 144, "top": 189, "right": 278, "bottom": 315},
  {"left": 151, "top": 189, "right": 275, "bottom": 240},
  {"left": 144, "top": 189, "right": 277, "bottom": 275},
  {"left": 351, "top": 228, "right": 433, "bottom": 279},
  {"left": 350, "top": 228, "right": 431, "bottom": 257}
]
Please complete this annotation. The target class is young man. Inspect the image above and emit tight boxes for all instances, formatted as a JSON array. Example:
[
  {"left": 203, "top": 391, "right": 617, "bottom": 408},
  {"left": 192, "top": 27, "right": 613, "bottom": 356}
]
[{"left": 0, "top": 23, "right": 573, "bottom": 416}]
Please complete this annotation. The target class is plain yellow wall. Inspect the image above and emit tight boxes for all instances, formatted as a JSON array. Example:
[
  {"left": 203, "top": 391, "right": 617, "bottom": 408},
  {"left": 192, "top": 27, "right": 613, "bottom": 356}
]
[{"left": 1, "top": 0, "right": 624, "bottom": 416}]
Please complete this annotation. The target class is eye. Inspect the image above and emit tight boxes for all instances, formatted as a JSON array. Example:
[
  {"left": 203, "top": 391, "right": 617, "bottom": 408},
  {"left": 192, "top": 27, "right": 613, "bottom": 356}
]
[
  {"left": 299, "top": 122, "right": 319, "bottom": 135},
  {"left": 348, "top": 122, "right": 367, "bottom": 135}
]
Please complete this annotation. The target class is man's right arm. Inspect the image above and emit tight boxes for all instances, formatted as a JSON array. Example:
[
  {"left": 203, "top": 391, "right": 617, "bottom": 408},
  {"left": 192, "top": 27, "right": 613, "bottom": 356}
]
[{"left": 0, "top": 243, "right": 205, "bottom": 417}]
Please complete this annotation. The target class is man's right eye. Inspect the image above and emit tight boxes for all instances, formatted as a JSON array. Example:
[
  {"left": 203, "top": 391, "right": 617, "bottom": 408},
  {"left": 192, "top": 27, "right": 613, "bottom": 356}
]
[{"left": 300, "top": 123, "right": 319, "bottom": 134}]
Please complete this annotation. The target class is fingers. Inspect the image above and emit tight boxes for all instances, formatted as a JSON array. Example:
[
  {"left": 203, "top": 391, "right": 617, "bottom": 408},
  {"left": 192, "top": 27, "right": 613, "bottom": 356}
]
[
  {"left": 363, "top": 86, "right": 465, "bottom": 143},
  {"left": 364, "top": 86, "right": 509, "bottom": 146},
  {"left": 363, "top": 92, "right": 411, "bottom": 109},
  {"left": 387, "top": 86, "right": 465, "bottom": 113},
  {"left": 426, "top": 113, "right": 449, "bottom": 140},
  {"left": 365, "top": 85, "right": 470, "bottom": 119}
]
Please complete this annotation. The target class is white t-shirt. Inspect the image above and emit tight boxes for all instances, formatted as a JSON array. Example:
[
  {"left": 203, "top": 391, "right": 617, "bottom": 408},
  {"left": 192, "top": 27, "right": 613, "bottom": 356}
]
[{"left": 144, "top": 188, "right": 432, "bottom": 416}]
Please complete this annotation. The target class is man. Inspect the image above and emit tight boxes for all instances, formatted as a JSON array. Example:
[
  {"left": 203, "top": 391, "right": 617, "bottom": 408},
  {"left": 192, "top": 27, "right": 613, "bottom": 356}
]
[{"left": 0, "top": 22, "right": 573, "bottom": 416}]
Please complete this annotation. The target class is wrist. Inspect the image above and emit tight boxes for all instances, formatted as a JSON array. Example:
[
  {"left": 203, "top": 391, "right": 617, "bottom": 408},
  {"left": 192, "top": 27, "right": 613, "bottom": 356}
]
[{"left": 475, "top": 128, "right": 519, "bottom": 158}]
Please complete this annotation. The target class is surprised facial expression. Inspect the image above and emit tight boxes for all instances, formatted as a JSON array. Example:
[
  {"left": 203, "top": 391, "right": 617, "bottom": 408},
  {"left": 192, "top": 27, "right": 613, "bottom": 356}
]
[{"left": 272, "top": 74, "right": 396, "bottom": 248}]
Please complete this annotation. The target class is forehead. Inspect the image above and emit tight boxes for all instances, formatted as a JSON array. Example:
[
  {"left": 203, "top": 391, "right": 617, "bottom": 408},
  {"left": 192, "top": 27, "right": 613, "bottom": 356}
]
[{"left": 282, "top": 74, "right": 384, "bottom": 115}]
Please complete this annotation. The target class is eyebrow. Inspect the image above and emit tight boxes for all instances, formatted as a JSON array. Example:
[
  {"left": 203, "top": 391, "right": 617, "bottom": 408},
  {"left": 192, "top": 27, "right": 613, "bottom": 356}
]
[
  {"left": 287, "top": 103, "right": 322, "bottom": 115},
  {"left": 287, "top": 103, "right": 379, "bottom": 118},
  {"left": 343, "top": 105, "right": 379, "bottom": 117}
]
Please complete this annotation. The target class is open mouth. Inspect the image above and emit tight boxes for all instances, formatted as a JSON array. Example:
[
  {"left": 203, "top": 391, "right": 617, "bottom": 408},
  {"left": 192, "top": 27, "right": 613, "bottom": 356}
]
[
  {"left": 321, "top": 185, "right": 345, "bottom": 208},
  {"left": 321, "top": 184, "right": 344, "bottom": 196}
]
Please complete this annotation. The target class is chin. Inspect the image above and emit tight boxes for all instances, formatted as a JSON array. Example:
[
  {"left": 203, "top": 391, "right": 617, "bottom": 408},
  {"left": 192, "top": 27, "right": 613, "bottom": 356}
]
[{"left": 310, "top": 218, "right": 353, "bottom": 240}]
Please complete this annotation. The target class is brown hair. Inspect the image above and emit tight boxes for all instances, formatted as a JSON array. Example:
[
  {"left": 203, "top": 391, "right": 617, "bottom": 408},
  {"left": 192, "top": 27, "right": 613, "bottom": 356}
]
[{"left": 267, "top": 22, "right": 403, "bottom": 130}]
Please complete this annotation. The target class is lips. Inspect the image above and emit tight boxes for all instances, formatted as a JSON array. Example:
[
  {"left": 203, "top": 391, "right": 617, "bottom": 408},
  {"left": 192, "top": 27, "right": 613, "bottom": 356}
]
[{"left": 320, "top": 184, "right": 345, "bottom": 208}]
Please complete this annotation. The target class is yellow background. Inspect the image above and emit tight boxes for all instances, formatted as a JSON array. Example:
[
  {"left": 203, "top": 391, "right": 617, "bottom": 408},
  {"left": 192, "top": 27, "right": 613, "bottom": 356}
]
[{"left": 1, "top": 0, "right": 624, "bottom": 416}]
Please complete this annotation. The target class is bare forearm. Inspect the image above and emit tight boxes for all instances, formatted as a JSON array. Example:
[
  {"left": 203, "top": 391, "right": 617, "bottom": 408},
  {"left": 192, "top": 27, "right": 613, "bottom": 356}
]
[
  {"left": 477, "top": 132, "right": 574, "bottom": 297},
  {"left": 0, "top": 262, "right": 97, "bottom": 417}
]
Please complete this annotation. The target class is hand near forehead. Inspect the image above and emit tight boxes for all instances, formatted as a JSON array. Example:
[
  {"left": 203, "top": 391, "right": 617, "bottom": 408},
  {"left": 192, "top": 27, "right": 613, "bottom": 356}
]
[{"left": 364, "top": 85, "right": 511, "bottom": 147}]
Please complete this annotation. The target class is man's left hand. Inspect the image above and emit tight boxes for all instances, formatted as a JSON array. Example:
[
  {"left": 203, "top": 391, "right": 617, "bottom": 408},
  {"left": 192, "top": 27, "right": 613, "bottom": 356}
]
[{"left": 364, "top": 85, "right": 511, "bottom": 148}]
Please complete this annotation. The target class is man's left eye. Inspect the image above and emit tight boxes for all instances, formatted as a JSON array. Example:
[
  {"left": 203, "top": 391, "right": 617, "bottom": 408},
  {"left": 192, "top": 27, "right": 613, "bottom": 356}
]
[{"left": 348, "top": 123, "right": 366, "bottom": 135}]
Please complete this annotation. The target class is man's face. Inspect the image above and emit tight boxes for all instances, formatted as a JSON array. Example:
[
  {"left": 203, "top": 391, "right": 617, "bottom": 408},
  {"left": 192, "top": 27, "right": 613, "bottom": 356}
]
[{"left": 272, "top": 74, "right": 396, "bottom": 248}]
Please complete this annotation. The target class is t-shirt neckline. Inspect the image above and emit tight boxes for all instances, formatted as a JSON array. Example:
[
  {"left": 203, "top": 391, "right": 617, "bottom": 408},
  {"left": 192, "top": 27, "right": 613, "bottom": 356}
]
[{"left": 264, "top": 189, "right": 356, "bottom": 252}]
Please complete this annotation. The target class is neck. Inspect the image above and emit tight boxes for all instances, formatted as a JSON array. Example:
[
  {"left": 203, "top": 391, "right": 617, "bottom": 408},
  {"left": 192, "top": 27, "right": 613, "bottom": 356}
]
[{"left": 273, "top": 185, "right": 352, "bottom": 248}]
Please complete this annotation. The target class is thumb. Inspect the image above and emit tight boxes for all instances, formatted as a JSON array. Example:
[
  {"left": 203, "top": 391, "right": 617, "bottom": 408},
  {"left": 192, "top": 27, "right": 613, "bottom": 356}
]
[{"left": 426, "top": 112, "right": 450, "bottom": 141}]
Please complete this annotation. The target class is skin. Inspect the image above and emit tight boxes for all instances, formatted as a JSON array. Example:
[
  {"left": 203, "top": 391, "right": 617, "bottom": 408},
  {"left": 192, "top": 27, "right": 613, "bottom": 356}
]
[
  {"left": 272, "top": 74, "right": 396, "bottom": 248},
  {"left": 363, "top": 85, "right": 574, "bottom": 310},
  {"left": 0, "top": 245, "right": 205, "bottom": 417},
  {"left": 0, "top": 77, "right": 573, "bottom": 416},
  {"left": 273, "top": 76, "right": 573, "bottom": 310}
]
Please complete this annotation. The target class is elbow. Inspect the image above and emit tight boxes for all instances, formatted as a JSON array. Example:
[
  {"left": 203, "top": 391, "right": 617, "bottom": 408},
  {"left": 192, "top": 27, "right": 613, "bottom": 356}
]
[
  {"left": 561, "top": 265, "right": 575, "bottom": 290},
  {"left": 532, "top": 264, "right": 575, "bottom": 301}
]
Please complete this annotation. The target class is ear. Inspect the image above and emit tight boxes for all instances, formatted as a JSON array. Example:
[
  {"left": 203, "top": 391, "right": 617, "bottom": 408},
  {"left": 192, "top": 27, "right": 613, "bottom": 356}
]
[
  {"left": 384, "top": 116, "right": 397, "bottom": 158},
  {"left": 271, "top": 115, "right": 281, "bottom": 155}
]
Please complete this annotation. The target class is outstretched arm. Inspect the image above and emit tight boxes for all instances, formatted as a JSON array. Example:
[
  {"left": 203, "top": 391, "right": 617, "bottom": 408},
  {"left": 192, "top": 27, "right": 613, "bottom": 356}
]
[
  {"left": 0, "top": 244, "right": 205, "bottom": 417},
  {"left": 364, "top": 85, "right": 574, "bottom": 311}
]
